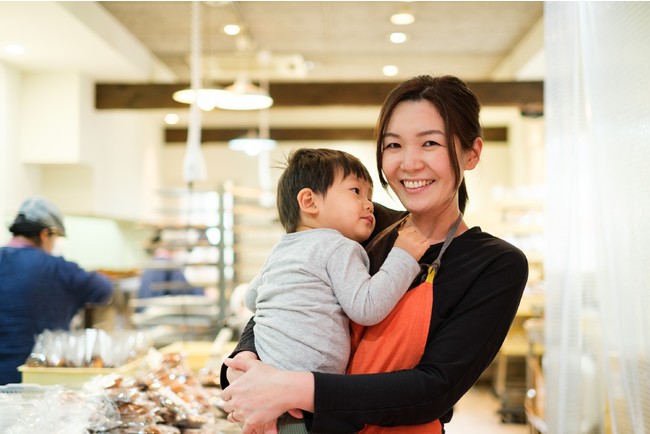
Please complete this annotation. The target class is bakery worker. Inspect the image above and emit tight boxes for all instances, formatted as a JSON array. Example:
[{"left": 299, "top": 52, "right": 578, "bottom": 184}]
[{"left": 0, "top": 196, "right": 114, "bottom": 384}]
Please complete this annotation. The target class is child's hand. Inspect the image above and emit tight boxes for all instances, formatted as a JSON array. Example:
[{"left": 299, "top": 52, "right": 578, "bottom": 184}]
[{"left": 394, "top": 219, "right": 429, "bottom": 261}]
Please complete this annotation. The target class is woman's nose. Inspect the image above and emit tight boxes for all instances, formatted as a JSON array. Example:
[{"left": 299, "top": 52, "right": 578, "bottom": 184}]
[{"left": 400, "top": 147, "right": 425, "bottom": 171}]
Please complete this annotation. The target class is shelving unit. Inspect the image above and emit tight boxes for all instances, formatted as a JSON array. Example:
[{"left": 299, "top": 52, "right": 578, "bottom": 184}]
[
  {"left": 129, "top": 183, "right": 282, "bottom": 346},
  {"left": 224, "top": 183, "right": 283, "bottom": 288},
  {"left": 130, "top": 187, "right": 231, "bottom": 346}
]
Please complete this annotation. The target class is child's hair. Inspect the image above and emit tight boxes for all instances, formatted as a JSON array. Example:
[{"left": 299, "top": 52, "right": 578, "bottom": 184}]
[{"left": 277, "top": 148, "right": 373, "bottom": 233}]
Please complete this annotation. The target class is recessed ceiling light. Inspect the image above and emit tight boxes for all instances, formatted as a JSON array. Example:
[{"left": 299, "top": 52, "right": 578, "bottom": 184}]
[
  {"left": 390, "top": 32, "right": 408, "bottom": 44},
  {"left": 383, "top": 65, "right": 399, "bottom": 77},
  {"left": 4, "top": 44, "right": 25, "bottom": 55},
  {"left": 390, "top": 8, "right": 415, "bottom": 25},
  {"left": 223, "top": 24, "right": 240, "bottom": 36},
  {"left": 164, "top": 113, "right": 180, "bottom": 125}
]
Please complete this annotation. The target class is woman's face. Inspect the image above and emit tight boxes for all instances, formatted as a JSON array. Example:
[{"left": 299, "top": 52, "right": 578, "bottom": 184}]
[{"left": 381, "top": 100, "right": 462, "bottom": 217}]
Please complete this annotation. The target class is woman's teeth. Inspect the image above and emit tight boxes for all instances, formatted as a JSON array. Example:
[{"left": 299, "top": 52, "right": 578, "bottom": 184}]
[{"left": 403, "top": 180, "right": 432, "bottom": 189}]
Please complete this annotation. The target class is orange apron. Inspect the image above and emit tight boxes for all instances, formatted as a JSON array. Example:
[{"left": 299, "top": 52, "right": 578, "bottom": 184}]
[
  {"left": 346, "top": 214, "right": 463, "bottom": 434},
  {"left": 347, "top": 278, "right": 442, "bottom": 434}
]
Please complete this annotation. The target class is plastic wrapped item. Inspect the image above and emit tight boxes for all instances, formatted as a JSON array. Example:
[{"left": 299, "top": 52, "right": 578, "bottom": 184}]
[
  {"left": 2, "top": 385, "right": 120, "bottom": 434},
  {"left": 24, "top": 329, "right": 151, "bottom": 369},
  {"left": 19, "top": 330, "right": 151, "bottom": 387}
]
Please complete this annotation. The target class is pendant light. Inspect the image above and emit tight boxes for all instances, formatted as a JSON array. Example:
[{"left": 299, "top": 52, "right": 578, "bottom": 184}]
[
  {"left": 229, "top": 81, "right": 276, "bottom": 155},
  {"left": 228, "top": 136, "right": 277, "bottom": 156},
  {"left": 215, "top": 76, "right": 273, "bottom": 111},
  {"left": 173, "top": 87, "right": 231, "bottom": 111}
]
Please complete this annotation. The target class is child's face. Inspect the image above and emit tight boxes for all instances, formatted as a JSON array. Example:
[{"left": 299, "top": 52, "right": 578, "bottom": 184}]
[{"left": 315, "top": 171, "right": 375, "bottom": 243}]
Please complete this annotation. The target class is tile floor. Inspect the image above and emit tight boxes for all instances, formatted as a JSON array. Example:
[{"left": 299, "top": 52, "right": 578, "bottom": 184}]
[{"left": 444, "top": 384, "right": 528, "bottom": 434}]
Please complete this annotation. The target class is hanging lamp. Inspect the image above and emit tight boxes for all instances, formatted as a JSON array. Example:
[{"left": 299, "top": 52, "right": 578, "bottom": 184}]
[
  {"left": 173, "top": 87, "right": 231, "bottom": 111},
  {"left": 215, "top": 76, "right": 273, "bottom": 111},
  {"left": 228, "top": 85, "right": 276, "bottom": 155}
]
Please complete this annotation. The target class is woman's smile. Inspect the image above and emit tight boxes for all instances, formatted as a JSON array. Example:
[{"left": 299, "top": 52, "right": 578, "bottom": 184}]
[{"left": 402, "top": 179, "right": 434, "bottom": 190}]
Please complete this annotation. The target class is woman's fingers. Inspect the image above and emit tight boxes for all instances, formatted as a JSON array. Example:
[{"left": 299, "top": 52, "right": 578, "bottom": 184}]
[{"left": 220, "top": 360, "right": 307, "bottom": 430}]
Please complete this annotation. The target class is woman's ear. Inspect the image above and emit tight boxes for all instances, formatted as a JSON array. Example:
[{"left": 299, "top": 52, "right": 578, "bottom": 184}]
[
  {"left": 464, "top": 137, "right": 483, "bottom": 170},
  {"left": 297, "top": 188, "right": 319, "bottom": 216}
]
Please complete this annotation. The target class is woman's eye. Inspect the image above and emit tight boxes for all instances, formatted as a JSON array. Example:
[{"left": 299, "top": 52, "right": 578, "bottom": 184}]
[
  {"left": 423, "top": 140, "right": 442, "bottom": 148},
  {"left": 383, "top": 142, "right": 400, "bottom": 150}
]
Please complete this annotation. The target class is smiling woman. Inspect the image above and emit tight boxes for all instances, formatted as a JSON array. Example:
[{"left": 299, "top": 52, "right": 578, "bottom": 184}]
[
  {"left": 231, "top": 147, "right": 430, "bottom": 433},
  {"left": 219, "top": 76, "right": 529, "bottom": 434}
]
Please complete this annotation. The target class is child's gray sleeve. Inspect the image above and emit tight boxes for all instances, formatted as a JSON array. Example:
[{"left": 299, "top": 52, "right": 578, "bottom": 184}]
[
  {"left": 244, "top": 273, "right": 261, "bottom": 312},
  {"left": 327, "top": 241, "right": 420, "bottom": 326}
]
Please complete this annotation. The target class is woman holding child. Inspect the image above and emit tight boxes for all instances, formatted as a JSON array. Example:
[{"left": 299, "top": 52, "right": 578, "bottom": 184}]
[{"left": 220, "top": 75, "right": 529, "bottom": 433}]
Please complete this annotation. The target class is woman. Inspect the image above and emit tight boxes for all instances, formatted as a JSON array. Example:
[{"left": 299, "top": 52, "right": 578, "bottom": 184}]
[
  {"left": 0, "top": 196, "right": 113, "bottom": 385},
  {"left": 220, "top": 75, "right": 529, "bottom": 433}
]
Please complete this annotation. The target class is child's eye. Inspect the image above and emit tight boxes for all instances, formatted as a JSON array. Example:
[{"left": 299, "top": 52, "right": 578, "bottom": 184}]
[{"left": 351, "top": 188, "right": 360, "bottom": 194}]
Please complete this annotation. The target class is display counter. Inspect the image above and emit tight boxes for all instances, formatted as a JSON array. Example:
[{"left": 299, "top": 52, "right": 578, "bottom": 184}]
[{"left": 2, "top": 345, "right": 240, "bottom": 433}]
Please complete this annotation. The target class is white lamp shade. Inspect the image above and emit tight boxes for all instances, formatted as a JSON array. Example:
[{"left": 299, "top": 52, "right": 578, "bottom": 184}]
[
  {"left": 173, "top": 88, "right": 231, "bottom": 111},
  {"left": 214, "top": 77, "right": 274, "bottom": 110},
  {"left": 228, "top": 137, "right": 277, "bottom": 156}
]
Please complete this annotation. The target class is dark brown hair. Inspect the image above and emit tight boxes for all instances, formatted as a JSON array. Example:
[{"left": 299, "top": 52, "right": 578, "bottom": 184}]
[
  {"left": 277, "top": 148, "right": 373, "bottom": 233},
  {"left": 374, "top": 75, "right": 482, "bottom": 213}
]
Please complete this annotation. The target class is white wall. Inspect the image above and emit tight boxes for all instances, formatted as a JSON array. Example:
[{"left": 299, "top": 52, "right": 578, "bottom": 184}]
[
  {"left": 1, "top": 56, "right": 541, "bottom": 269},
  {"left": 0, "top": 64, "right": 165, "bottom": 268}
]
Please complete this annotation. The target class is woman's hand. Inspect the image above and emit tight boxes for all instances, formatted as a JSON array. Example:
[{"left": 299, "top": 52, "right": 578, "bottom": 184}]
[
  {"left": 220, "top": 357, "right": 315, "bottom": 433},
  {"left": 226, "top": 350, "right": 259, "bottom": 384}
]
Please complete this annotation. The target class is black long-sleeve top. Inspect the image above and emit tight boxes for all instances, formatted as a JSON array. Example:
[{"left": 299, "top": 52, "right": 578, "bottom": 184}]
[{"left": 222, "top": 203, "right": 529, "bottom": 433}]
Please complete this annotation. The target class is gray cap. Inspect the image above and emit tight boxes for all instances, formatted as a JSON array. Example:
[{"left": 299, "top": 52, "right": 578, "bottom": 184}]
[{"left": 14, "top": 196, "right": 66, "bottom": 236}]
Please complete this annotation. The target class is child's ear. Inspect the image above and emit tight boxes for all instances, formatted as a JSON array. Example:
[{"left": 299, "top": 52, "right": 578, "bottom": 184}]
[{"left": 297, "top": 188, "right": 319, "bottom": 215}]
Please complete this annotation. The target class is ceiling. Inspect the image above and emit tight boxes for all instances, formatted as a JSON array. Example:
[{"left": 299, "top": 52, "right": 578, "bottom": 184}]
[
  {"left": 0, "top": 1, "right": 544, "bottom": 85},
  {"left": 0, "top": 1, "right": 544, "bottom": 135},
  {"left": 98, "top": 1, "right": 545, "bottom": 83}
]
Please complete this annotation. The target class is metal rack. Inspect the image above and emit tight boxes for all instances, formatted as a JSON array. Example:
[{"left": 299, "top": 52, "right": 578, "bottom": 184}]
[{"left": 130, "top": 183, "right": 282, "bottom": 346}]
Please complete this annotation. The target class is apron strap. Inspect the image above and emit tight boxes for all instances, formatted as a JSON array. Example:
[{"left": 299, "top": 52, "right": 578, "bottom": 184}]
[{"left": 424, "top": 213, "right": 463, "bottom": 284}]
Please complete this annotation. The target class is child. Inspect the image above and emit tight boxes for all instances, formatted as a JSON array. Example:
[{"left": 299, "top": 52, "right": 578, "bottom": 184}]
[{"left": 244, "top": 148, "right": 429, "bottom": 432}]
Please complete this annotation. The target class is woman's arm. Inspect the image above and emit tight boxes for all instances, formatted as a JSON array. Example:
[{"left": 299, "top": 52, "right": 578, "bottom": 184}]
[
  {"left": 220, "top": 316, "right": 258, "bottom": 388},
  {"left": 221, "top": 239, "right": 528, "bottom": 433},
  {"left": 221, "top": 357, "right": 315, "bottom": 431},
  {"left": 310, "top": 244, "right": 529, "bottom": 431}
]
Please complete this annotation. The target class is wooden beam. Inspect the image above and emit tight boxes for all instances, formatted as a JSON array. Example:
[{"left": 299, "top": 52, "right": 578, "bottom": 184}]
[
  {"left": 165, "top": 126, "right": 508, "bottom": 144},
  {"left": 96, "top": 81, "right": 543, "bottom": 110},
  {"left": 166, "top": 128, "right": 375, "bottom": 143}
]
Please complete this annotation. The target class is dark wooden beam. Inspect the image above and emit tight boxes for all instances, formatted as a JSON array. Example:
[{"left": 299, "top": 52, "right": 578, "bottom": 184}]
[
  {"left": 165, "top": 126, "right": 508, "bottom": 144},
  {"left": 96, "top": 81, "right": 543, "bottom": 110},
  {"left": 166, "top": 127, "right": 375, "bottom": 143}
]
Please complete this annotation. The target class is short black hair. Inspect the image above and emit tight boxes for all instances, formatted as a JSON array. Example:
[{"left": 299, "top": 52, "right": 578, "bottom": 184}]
[{"left": 277, "top": 148, "right": 373, "bottom": 233}]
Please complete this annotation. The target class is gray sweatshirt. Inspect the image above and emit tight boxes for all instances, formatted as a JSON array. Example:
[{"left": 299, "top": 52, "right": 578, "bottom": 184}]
[{"left": 245, "top": 228, "right": 421, "bottom": 374}]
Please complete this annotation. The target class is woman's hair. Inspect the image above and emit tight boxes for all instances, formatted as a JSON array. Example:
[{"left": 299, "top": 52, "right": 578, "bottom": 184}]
[
  {"left": 374, "top": 75, "right": 482, "bottom": 213},
  {"left": 277, "top": 148, "right": 373, "bottom": 233},
  {"left": 8, "top": 215, "right": 46, "bottom": 246}
]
